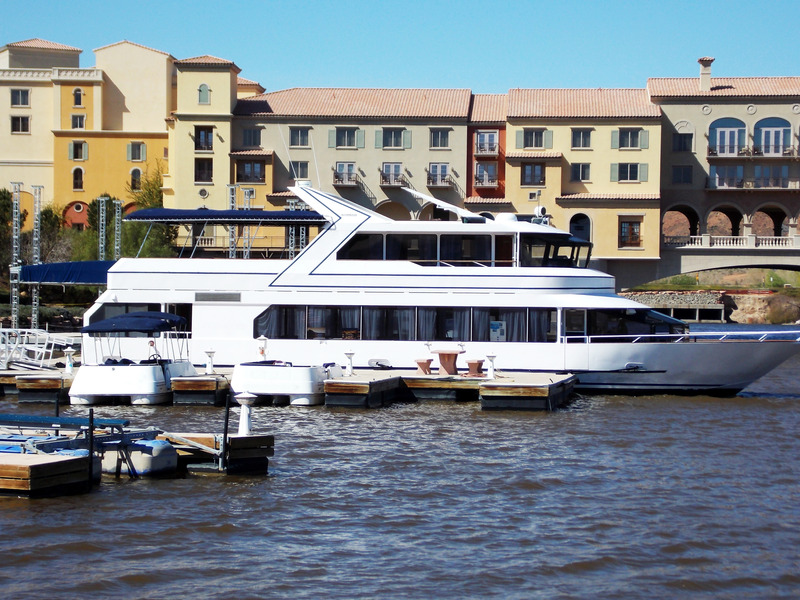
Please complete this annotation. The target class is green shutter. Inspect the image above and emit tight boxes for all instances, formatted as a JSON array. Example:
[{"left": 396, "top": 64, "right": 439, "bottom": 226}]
[
  {"left": 141, "top": 144, "right": 146, "bottom": 161},
  {"left": 83, "top": 142, "right": 88, "bottom": 160},
  {"left": 356, "top": 129, "right": 365, "bottom": 148},
  {"left": 126, "top": 143, "right": 132, "bottom": 161},
  {"left": 639, "top": 164, "right": 648, "bottom": 182},
  {"left": 639, "top": 130, "right": 649, "bottom": 149},
  {"left": 516, "top": 130, "right": 524, "bottom": 149},
  {"left": 544, "top": 130, "right": 553, "bottom": 149},
  {"left": 375, "top": 130, "right": 382, "bottom": 148},
  {"left": 328, "top": 129, "right": 336, "bottom": 148},
  {"left": 402, "top": 129, "right": 411, "bottom": 149},
  {"left": 610, "top": 163, "right": 619, "bottom": 182},
  {"left": 68, "top": 142, "right": 74, "bottom": 160},
  {"left": 611, "top": 130, "right": 620, "bottom": 149}
]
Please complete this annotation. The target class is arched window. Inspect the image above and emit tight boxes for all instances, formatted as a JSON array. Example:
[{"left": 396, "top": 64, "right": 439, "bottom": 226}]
[
  {"left": 570, "top": 213, "right": 591, "bottom": 242},
  {"left": 131, "top": 168, "right": 142, "bottom": 191},
  {"left": 198, "top": 84, "right": 210, "bottom": 105},
  {"left": 73, "top": 88, "right": 83, "bottom": 106},
  {"left": 72, "top": 168, "right": 84, "bottom": 191},
  {"left": 708, "top": 117, "right": 746, "bottom": 156},
  {"left": 753, "top": 117, "right": 791, "bottom": 156}
]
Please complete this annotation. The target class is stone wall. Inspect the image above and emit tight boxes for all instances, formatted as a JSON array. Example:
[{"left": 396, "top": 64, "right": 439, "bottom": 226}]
[{"left": 620, "top": 291, "right": 770, "bottom": 323}]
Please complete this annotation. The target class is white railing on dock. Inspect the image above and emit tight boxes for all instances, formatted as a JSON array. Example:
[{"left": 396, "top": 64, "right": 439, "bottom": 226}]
[{"left": 0, "top": 328, "right": 75, "bottom": 370}]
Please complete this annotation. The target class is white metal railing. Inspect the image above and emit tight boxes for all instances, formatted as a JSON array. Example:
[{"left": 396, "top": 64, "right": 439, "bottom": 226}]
[{"left": 0, "top": 329, "right": 75, "bottom": 370}]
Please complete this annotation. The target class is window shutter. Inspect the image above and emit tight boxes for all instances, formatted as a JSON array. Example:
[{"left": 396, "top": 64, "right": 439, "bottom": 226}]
[
  {"left": 784, "top": 128, "right": 791, "bottom": 150},
  {"left": 639, "top": 130, "right": 649, "bottom": 149},
  {"left": 611, "top": 130, "right": 620, "bottom": 149},
  {"left": 328, "top": 129, "right": 336, "bottom": 148},
  {"left": 610, "top": 163, "right": 619, "bottom": 182},
  {"left": 83, "top": 142, "right": 88, "bottom": 160},
  {"left": 126, "top": 143, "right": 132, "bottom": 161},
  {"left": 639, "top": 164, "right": 648, "bottom": 182},
  {"left": 544, "top": 130, "right": 553, "bottom": 149},
  {"left": 516, "top": 130, "right": 524, "bottom": 149},
  {"left": 68, "top": 142, "right": 74, "bottom": 160},
  {"left": 737, "top": 128, "right": 745, "bottom": 148},
  {"left": 375, "top": 130, "right": 382, "bottom": 148},
  {"left": 356, "top": 129, "right": 365, "bottom": 148},
  {"left": 141, "top": 144, "right": 146, "bottom": 161},
  {"left": 402, "top": 129, "right": 412, "bottom": 149}
]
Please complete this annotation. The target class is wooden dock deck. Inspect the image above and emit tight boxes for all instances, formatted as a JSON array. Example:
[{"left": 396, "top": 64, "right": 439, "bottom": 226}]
[{"left": 0, "top": 452, "right": 92, "bottom": 497}]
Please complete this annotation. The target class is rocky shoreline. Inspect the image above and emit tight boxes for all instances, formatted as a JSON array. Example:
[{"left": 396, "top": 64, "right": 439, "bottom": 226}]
[{"left": 621, "top": 290, "right": 775, "bottom": 324}]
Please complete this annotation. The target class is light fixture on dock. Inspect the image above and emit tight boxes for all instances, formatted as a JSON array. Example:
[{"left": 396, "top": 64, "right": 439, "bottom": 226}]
[
  {"left": 234, "top": 391, "right": 257, "bottom": 436},
  {"left": 486, "top": 354, "right": 497, "bottom": 379},
  {"left": 344, "top": 351, "right": 355, "bottom": 376},
  {"left": 64, "top": 348, "right": 76, "bottom": 375},
  {"left": 204, "top": 349, "right": 216, "bottom": 374}
]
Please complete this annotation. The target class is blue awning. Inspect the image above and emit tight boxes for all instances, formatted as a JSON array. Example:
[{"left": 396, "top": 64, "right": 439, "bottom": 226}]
[
  {"left": 19, "top": 260, "right": 115, "bottom": 285},
  {"left": 124, "top": 207, "right": 327, "bottom": 225},
  {"left": 81, "top": 311, "right": 186, "bottom": 334}
]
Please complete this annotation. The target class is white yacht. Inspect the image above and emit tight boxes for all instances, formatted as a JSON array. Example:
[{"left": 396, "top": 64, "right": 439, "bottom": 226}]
[
  {"left": 70, "top": 311, "right": 197, "bottom": 405},
  {"left": 80, "top": 187, "right": 800, "bottom": 396}
]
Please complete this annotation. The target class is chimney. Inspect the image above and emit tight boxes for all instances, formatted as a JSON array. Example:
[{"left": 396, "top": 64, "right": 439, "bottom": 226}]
[{"left": 698, "top": 57, "right": 715, "bottom": 92}]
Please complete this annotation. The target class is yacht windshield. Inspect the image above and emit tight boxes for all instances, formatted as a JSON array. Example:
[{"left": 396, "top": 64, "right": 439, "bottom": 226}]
[{"left": 519, "top": 234, "right": 592, "bottom": 268}]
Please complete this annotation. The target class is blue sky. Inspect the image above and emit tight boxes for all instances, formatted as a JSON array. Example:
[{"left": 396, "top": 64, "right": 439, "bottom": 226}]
[{"left": 3, "top": 0, "right": 798, "bottom": 93}]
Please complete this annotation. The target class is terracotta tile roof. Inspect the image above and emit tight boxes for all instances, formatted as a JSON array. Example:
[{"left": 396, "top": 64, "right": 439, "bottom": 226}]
[
  {"left": 268, "top": 190, "right": 298, "bottom": 197},
  {"left": 238, "top": 76, "right": 261, "bottom": 86},
  {"left": 93, "top": 40, "right": 171, "bottom": 56},
  {"left": 557, "top": 193, "right": 660, "bottom": 201},
  {"left": 176, "top": 55, "right": 240, "bottom": 72},
  {"left": 229, "top": 149, "right": 274, "bottom": 156},
  {"left": 648, "top": 77, "right": 800, "bottom": 98},
  {"left": 470, "top": 94, "right": 508, "bottom": 123},
  {"left": 508, "top": 88, "right": 660, "bottom": 119},
  {"left": 505, "top": 151, "right": 563, "bottom": 160},
  {"left": 236, "top": 88, "right": 472, "bottom": 119},
  {"left": 5, "top": 38, "right": 81, "bottom": 52},
  {"left": 464, "top": 196, "right": 511, "bottom": 204}
]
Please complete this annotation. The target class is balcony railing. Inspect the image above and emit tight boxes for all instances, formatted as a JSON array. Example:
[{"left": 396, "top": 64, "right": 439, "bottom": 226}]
[
  {"left": 752, "top": 145, "right": 796, "bottom": 157},
  {"left": 663, "top": 235, "right": 799, "bottom": 248},
  {"left": 706, "top": 176, "right": 800, "bottom": 190},
  {"left": 707, "top": 145, "right": 748, "bottom": 157},
  {"left": 379, "top": 172, "right": 405, "bottom": 186},
  {"left": 474, "top": 176, "right": 498, "bottom": 188},
  {"left": 474, "top": 143, "right": 499, "bottom": 156},
  {"left": 427, "top": 174, "right": 451, "bottom": 188},
  {"left": 333, "top": 171, "right": 359, "bottom": 186}
]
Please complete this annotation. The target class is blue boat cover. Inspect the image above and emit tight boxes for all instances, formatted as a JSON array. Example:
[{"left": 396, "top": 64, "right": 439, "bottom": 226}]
[
  {"left": 19, "top": 260, "right": 116, "bottom": 285},
  {"left": 125, "top": 207, "right": 326, "bottom": 224},
  {"left": 81, "top": 311, "right": 186, "bottom": 334}
]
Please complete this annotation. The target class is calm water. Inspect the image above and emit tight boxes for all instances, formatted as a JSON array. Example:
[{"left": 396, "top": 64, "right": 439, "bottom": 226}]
[{"left": 1, "top": 326, "right": 800, "bottom": 599}]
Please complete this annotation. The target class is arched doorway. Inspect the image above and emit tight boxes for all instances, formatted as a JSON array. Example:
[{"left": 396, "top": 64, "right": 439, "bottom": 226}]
[
  {"left": 569, "top": 213, "right": 591, "bottom": 242},
  {"left": 375, "top": 201, "right": 411, "bottom": 221}
]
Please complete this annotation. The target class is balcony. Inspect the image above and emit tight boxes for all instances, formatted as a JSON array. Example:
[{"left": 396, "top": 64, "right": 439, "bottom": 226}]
[
  {"left": 751, "top": 145, "right": 797, "bottom": 158},
  {"left": 706, "top": 176, "right": 800, "bottom": 190},
  {"left": 707, "top": 144, "right": 749, "bottom": 158},
  {"left": 474, "top": 175, "right": 498, "bottom": 188},
  {"left": 380, "top": 172, "right": 406, "bottom": 187},
  {"left": 474, "top": 143, "right": 499, "bottom": 157},
  {"left": 427, "top": 174, "right": 451, "bottom": 188},
  {"left": 333, "top": 171, "right": 359, "bottom": 186}
]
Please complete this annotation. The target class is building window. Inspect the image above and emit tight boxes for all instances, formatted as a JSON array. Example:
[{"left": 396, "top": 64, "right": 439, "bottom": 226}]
[
  {"left": 290, "top": 127, "right": 310, "bottom": 147},
  {"left": 381, "top": 162, "right": 403, "bottom": 185},
  {"left": 195, "top": 158, "right": 213, "bottom": 183},
  {"left": 571, "top": 129, "right": 591, "bottom": 149},
  {"left": 336, "top": 128, "right": 357, "bottom": 148},
  {"left": 131, "top": 168, "right": 142, "bottom": 191},
  {"left": 128, "top": 141, "right": 146, "bottom": 162},
  {"left": 243, "top": 128, "right": 261, "bottom": 147},
  {"left": 71, "top": 115, "right": 85, "bottom": 129},
  {"left": 195, "top": 126, "right": 214, "bottom": 151},
  {"left": 382, "top": 128, "right": 404, "bottom": 148},
  {"left": 475, "top": 130, "right": 498, "bottom": 154},
  {"left": 11, "top": 116, "right": 30, "bottom": 133},
  {"left": 428, "top": 163, "right": 449, "bottom": 186},
  {"left": 612, "top": 163, "right": 648, "bottom": 182},
  {"left": 672, "top": 165, "right": 692, "bottom": 184},
  {"left": 11, "top": 89, "right": 29, "bottom": 107},
  {"left": 290, "top": 161, "right": 309, "bottom": 179},
  {"left": 570, "top": 163, "right": 590, "bottom": 182},
  {"left": 73, "top": 88, "right": 83, "bottom": 106},
  {"left": 69, "top": 141, "right": 88, "bottom": 161},
  {"left": 237, "top": 161, "right": 265, "bottom": 183},
  {"left": 523, "top": 129, "right": 545, "bottom": 148},
  {"left": 334, "top": 162, "right": 357, "bottom": 185},
  {"left": 619, "top": 128, "right": 641, "bottom": 149},
  {"left": 72, "top": 168, "right": 84, "bottom": 191},
  {"left": 619, "top": 218, "right": 642, "bottom": 248},
  {"left": 673, "top": 133, "right": 693, "bottom": 152},
  {"left": 198, "top": 84, "right": 210, "bottom": 105},
  {"left": 521, "top": 163, "right": 545, "bottom": 186},
  {"left": 430, "top": 128, "right": 449, "bottom": 148},
  {"left": 475, "top": 162, "right": 498, "bottom": 186}
]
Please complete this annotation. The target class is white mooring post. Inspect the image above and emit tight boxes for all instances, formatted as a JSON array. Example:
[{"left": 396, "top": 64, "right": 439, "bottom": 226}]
[
  {"left": 235, "top": 392, "right": 257, "bottom": 436},
  {"left": 486, "top": 354, "right": 497, "bottom": 379},
  {"left": 204, "top": 349, "right": 216, "bottom": 375},
  {"left": 344, "top": 351, "right": 355, "bottom": 376}
]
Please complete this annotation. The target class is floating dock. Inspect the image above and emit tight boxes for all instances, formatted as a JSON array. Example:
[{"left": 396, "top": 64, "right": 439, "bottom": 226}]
[
  {"left": 0, "top": 452, "right": 92, "bottom": 497},
  {"left": 171, "top": 375, "right": 230, "bottom": 406},
  {"left": 15, "top": 373, "right": 72, "bottom": 404}
]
